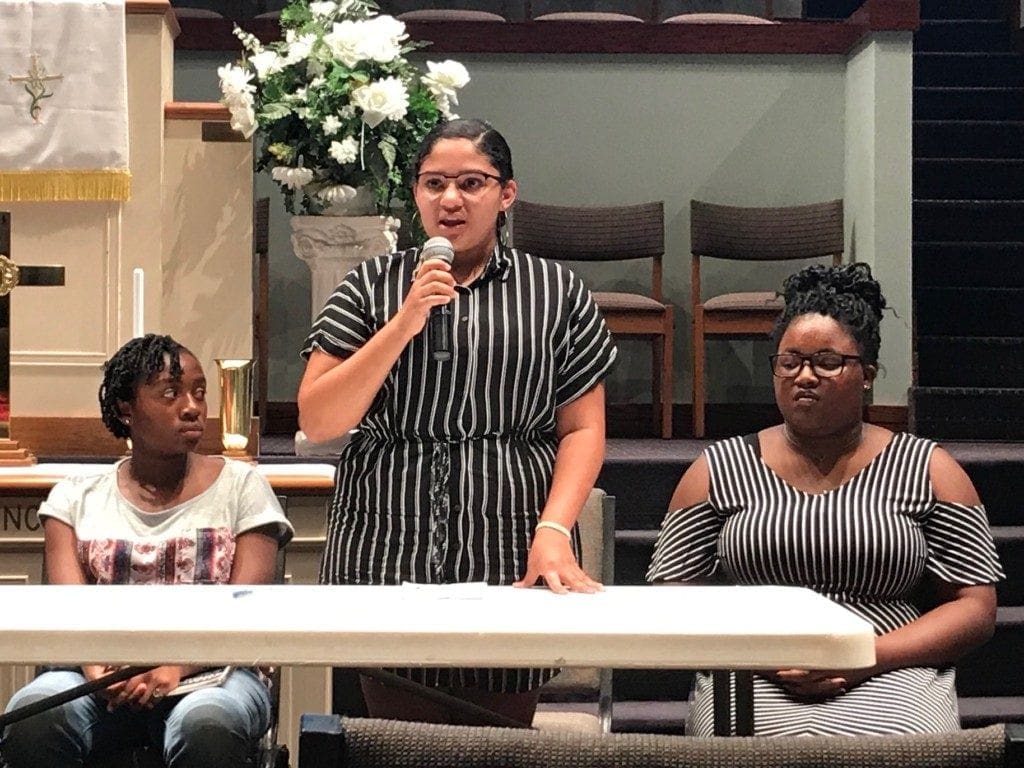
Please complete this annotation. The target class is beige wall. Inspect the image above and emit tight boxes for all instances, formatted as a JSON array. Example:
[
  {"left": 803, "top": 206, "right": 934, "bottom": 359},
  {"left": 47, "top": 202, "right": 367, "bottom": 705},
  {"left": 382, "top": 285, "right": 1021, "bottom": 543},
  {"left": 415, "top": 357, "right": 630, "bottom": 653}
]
[
  {"left": 844, "top": 33, "right": 914, "bottom": 407},
  {"left": 176, "top": 33, "right": 913, "bottom": 409},
  {"left": 161, "top": 119, "right": 255, "bottom": 415}
]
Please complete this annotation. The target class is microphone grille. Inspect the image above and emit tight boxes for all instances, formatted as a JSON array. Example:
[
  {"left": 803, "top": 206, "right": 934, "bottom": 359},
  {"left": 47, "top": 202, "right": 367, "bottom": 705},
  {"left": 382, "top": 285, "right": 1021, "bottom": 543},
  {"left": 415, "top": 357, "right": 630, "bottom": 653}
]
[{"left": 420, "top": 236, "right": 455, "bottom": 265}]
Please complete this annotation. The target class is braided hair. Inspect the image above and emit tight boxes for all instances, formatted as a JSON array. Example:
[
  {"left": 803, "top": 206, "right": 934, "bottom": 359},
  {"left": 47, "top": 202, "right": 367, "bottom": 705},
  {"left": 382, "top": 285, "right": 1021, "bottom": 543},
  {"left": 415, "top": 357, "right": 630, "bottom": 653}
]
[
  {"left": 99, "top": 334, "right": 187, "bottom": 439},
  {"left": 771, "top": 262, "right": 887, "bottom": 366}
]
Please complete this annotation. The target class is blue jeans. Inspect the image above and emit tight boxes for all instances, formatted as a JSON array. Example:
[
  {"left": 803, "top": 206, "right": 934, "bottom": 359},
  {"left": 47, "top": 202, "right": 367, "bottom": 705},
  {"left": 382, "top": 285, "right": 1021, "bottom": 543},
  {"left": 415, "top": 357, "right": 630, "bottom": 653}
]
[{"left": 0, "top": 668, "right": 271, "bottom": 768}]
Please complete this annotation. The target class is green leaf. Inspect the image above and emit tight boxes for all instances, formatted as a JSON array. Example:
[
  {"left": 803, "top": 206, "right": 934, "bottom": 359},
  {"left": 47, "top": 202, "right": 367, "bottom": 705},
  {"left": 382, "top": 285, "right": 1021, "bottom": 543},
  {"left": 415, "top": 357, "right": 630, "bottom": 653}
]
[
  {"left": 259, "top": 102, "right": 293, "bottom": 121},
  {"left": 378, "top": 136, "right": 397, "bottom": 171}
]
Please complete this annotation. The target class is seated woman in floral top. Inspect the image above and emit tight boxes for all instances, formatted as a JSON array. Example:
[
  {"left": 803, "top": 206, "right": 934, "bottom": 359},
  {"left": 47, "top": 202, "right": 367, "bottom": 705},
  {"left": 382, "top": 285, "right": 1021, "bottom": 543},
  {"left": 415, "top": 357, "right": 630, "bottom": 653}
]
[{"left": 0, "top": 334, "right": 293, "bottom": 768}]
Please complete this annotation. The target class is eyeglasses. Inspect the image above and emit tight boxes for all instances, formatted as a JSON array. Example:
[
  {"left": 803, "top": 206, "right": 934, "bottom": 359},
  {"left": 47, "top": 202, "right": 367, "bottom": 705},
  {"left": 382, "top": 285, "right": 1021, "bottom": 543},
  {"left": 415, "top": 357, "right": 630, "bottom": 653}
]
[
  {"left": 769, "top": 352, "right": 863, "bottom": 378},
  {"left": 415, "top": 172, "right": 502, "bottom": 197}
]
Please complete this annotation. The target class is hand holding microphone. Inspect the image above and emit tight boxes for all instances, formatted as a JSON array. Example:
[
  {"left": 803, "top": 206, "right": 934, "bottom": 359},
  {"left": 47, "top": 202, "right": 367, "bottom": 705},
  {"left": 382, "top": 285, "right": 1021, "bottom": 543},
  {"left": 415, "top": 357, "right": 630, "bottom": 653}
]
[{"left": 412, "top": 236, "right": 455, "bottom": 361}]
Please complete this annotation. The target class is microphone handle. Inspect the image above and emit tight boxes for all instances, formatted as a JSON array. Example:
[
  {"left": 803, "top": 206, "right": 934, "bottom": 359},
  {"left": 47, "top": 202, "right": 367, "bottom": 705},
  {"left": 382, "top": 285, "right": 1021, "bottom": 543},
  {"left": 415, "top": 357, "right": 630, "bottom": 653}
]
[{"left": 429, "top": 303, "right": 452, "bottom": 362}]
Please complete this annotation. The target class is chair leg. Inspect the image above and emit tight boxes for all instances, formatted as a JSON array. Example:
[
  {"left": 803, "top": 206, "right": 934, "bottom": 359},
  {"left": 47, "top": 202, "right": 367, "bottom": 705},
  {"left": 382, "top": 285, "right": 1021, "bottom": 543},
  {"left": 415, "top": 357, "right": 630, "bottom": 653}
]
[
  {"left": 692, "top": 310, "right": 705, "bottom": 438},
  {"left": 651, "top": 337, "right": 662, "bottom": 438},
  {"left": 660, "top": 314, "right": 673, "bottom": 439}
]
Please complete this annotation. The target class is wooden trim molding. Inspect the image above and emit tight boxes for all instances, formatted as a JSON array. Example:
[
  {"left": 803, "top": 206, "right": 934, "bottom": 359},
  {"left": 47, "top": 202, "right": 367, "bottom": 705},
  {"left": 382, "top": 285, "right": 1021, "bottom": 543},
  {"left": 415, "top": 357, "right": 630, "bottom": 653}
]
[
  {"left": 848, "top": 0, "right": 920, "bottom": 32},
  {"left": 175, "top": 4, "right": 922, "bottom": 54},
  {"left": 164, "top": 102, "right": 231, "bottom": 121},
  {"left": 126, "top": 0, "right": 180, "bottom": 39},
  {"left": 9, "top": 417, "right": 259, "bottom": 459}
]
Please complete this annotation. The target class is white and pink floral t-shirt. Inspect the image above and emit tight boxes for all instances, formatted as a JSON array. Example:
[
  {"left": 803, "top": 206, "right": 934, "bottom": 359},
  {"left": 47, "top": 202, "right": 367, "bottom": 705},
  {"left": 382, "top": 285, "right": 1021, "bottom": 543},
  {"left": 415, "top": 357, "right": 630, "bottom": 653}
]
[{"left": 39, "top": 459, "right": 293, "bottom": 585}]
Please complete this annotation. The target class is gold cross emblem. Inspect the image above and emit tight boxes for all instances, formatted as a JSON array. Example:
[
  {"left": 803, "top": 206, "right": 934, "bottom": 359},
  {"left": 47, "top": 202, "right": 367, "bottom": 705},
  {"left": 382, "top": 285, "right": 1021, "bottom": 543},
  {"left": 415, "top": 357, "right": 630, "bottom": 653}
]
[{"left": 9, "top": 53, "right": 63, "bottom": 124}]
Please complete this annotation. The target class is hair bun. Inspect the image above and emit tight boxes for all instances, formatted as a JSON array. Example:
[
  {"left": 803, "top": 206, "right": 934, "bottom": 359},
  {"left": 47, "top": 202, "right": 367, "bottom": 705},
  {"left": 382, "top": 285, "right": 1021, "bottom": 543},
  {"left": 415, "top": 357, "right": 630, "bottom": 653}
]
[{"left": 781, "top": 262, "right": 885, "bottom": 320}]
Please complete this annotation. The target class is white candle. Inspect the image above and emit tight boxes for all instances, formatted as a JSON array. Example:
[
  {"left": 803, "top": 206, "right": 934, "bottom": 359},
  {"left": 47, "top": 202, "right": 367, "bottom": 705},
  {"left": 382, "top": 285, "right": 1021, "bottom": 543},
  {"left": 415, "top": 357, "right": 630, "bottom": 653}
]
[{"left": 132, "top": 268, "right": 144, "bottom": 338}]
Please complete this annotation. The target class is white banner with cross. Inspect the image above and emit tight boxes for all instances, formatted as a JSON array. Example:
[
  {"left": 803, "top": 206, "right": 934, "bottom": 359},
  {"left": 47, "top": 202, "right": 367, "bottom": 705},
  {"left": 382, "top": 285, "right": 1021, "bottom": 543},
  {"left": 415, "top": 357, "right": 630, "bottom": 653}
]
[{"left": 0, "top": 0, "right": 130, "bottom": 201}]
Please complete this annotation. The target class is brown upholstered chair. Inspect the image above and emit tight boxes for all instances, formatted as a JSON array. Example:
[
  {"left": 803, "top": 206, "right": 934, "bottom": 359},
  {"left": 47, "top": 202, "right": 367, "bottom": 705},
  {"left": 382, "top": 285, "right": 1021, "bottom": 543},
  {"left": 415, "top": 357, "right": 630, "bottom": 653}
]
[
  {"left": 658, "top": 0, "right": 774, "bottom": 21},
  {"left": 528, "top": 1, "right": 653, "bottom": 22},
  {"left": 381, "top": 1, "right": 518, "bottom": 20},
  {"left": 511, "top": 200, "right": 674, "bottom": 439},
  {"left": 689, "top": 199, "right": 843, "bottom": 438}
]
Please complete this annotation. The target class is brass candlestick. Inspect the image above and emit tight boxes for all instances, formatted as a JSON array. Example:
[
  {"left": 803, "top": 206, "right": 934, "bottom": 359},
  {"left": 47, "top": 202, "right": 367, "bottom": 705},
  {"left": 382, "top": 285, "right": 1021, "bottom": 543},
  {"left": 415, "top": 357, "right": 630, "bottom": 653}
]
[{"left": 216, "top": 358, "right": 254, "bottom": 461}]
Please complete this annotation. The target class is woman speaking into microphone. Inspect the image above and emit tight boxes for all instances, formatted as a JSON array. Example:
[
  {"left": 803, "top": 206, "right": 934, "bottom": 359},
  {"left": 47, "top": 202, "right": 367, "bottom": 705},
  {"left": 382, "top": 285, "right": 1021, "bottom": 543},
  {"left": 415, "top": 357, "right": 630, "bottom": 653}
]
[{"left": 298, "top": 118, "right": 617, "bottom": 725}]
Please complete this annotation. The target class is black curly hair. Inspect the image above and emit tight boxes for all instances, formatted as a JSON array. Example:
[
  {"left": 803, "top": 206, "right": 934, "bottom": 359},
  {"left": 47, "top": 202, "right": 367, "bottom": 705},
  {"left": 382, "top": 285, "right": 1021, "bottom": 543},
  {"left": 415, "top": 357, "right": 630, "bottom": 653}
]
[
  {"left": 771, "top": 262, "right": 887, "bottom": 366},
  {"left": 98, "top": 334, "right": 188, "bottom": 439}
]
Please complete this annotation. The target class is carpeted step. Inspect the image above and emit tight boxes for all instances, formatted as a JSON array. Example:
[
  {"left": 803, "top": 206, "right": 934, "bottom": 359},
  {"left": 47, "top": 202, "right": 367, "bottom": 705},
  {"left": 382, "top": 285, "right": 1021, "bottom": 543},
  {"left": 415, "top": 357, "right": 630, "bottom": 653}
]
[
  {"left": 914, "top": 121, "right": 1024, "bottom": 159},
  {"left": 993, "top": 527, "right": 1024, "bottom": 605},
  {"left": 959, "top": 697, "right": 1024, "bottom": 727},
  {"left": 615, "top": 529, "right": 658, "bottom": 585},
  {"left": 915, "top": 200, "right": 1024, "bottom": 243},
  {"left": 919, "top": 0, "right": 1003, "bottom": 21},
  {"left": 916, "top": 336, "right": 1024, "bottom": 388},
  {"left": 958, "top": 607, "right": 1024, "bottom": 697},
  {"left": 913, "top": 242, "right": 1024, "bottom": 287},
  {"left": 914, "top": 159, "right": 1024, "bottom": 199},
  {"left": 914, "top": 287, "right": 1024, "bottom": 336},
  {"left": 915, "top": 20, "right": 1012, "bottom": 53},
  {"left": 910, "top": 387, "right": 1024, "bottom": 441},
  {"left": 915, "top": 53, "right": 1024, "bottom": 88},
  {"left": 914, "top": 87, "right": 1024, "bottom": 121},
  {"left": 612, "top": 700, "right": 688, "bottom": 734}
]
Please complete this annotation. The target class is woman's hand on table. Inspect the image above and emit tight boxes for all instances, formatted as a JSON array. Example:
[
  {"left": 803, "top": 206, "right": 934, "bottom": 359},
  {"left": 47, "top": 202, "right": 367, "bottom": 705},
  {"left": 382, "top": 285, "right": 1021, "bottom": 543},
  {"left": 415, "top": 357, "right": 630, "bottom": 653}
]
[{"left": 513, "top": 528, "right": 602, "bottom": 594}]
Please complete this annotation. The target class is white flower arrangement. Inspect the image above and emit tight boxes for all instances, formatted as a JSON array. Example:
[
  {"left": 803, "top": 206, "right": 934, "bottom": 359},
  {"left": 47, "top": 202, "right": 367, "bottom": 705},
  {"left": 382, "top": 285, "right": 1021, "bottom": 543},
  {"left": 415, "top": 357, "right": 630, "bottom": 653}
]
[{"left": 218, "top": 0, "right": 470, "bottom": 216}]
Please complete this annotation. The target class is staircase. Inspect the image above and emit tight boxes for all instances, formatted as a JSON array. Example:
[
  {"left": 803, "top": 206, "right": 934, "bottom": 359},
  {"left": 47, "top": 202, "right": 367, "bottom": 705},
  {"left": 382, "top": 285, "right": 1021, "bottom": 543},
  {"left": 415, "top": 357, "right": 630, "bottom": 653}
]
[
  {"left": 910, "top": 0, "right": 1024, "bottom": 441},
  {"left": 600, "top": 439, "right": 1024, "bottom": 733}
]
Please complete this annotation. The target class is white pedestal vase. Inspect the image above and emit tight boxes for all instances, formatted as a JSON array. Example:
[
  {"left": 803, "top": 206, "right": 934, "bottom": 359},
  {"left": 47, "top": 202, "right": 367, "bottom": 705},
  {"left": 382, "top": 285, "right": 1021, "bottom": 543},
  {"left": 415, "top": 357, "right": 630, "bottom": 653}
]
[{"left": 291, "top": 211, "right": 399, "bottom": 455}]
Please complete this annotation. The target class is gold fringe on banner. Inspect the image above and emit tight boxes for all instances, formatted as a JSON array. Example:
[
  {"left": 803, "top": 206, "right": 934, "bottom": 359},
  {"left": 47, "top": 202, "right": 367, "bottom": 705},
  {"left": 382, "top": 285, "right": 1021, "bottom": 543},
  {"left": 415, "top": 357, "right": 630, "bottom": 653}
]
[{"left": 0, "top": 169, "right": 131, "bottom": 202}]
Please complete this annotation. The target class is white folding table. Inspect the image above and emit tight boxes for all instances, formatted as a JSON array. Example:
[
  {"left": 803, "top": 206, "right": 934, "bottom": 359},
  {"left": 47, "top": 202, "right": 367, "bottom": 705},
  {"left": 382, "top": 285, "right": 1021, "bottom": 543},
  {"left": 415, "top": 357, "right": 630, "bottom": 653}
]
[{"left": 0, "top": 582, "right": 873, "bottom": 740}]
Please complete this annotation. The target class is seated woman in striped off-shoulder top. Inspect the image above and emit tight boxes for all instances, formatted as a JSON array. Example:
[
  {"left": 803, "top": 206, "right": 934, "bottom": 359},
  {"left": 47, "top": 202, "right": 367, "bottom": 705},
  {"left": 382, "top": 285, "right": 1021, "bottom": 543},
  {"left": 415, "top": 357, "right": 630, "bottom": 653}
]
[{"left": 648, "top": 262, "right": 1003, "bottom": 736}]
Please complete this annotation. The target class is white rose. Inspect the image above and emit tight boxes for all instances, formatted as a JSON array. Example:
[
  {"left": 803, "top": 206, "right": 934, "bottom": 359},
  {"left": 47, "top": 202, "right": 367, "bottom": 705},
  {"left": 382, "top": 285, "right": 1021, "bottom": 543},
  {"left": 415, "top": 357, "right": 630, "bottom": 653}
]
[
  {"left": 324, "top": 20, "right": 366, "bottom": 68},
  {"left": 272, "top": 165, "right": 314, "bottom": 190},
  {"left": 228, "top": 102, "right": 257, "bottom": 139},
  {"left": 309, "top": 1, "right": 336, "bottom": 17},
  {"left": 351, "top": 77, "right": 409, "bottom": 128},
  {"left": 217, "top": 64, "right": 254, "bottom": 99},
  {"left": 248, "top": 51, "right": 283, "bottom": 80},
  {"left": 284, "top": 33, "right": 316, "bottom": 66},
  {"left": 421, "top": 60, "right": 470, "bottom": 104},
  {"left": 329, "top": 136, "right": 359, "bottom": 164},
  {"left": 318, "top": 184, "right": 358, "bottom": 203},
  {"left": 322, "top": 115, "right": 342, "bottom": 136},
  {"left": 359, "top": 15, "right": 408, "bottom": 64},
  {"left": 433, "top": 93, "right": 453, "bottom": 118}
]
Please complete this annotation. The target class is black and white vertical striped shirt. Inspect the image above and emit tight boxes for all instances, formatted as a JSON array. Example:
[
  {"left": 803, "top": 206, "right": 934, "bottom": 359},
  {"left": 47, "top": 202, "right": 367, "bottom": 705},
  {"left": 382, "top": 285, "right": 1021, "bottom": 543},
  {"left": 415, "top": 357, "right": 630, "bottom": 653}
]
[
  {"left": 301, "top": 244, "right": 617, "bottom": 691},
  {"left": 648, "top": 431, "right": 1004, "bottom": 735}
]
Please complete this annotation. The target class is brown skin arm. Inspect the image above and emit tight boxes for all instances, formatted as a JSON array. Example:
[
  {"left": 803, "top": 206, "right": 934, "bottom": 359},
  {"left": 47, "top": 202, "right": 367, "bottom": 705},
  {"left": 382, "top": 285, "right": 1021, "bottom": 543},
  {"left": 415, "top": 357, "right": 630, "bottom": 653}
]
[
  {"left": 229, "top": 525, "right": 282, "bottom": 584},
  {"left": 653, "top": 456, "right": 724, "bottom": 586},
  {"left": 513, "top": 384, "right": 606, "bottom": 594},
  {"left": 775, "top": 446, "right": 997, "bottom": 700},
  {"left": 298, "top": 261, "right": 456, "bottom": 442}
]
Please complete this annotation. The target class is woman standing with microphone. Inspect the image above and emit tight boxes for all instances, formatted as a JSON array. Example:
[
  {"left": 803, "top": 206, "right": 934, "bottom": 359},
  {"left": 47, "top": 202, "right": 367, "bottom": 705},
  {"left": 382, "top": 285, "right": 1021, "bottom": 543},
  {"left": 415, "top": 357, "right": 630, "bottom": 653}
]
[{"left": 298, "top": 118, "right": 617, "bottom": 725}]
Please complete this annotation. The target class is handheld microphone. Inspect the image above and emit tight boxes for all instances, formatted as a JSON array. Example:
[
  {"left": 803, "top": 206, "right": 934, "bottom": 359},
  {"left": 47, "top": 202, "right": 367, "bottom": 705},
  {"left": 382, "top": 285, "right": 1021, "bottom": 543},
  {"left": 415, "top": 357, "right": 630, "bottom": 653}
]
[{"left": 417, "top": 236, "right": 455, "bottom": 362}]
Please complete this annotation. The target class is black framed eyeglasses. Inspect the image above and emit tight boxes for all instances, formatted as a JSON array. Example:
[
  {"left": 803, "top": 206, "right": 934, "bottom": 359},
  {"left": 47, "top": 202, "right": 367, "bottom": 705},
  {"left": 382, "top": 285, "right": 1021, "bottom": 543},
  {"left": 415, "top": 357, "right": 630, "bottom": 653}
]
[
  {"left": 769, "top": 352, "right": 863, "bottom": 378},
  {"left": 414, "top": 171, "right": 503, "bottom": 196}
]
